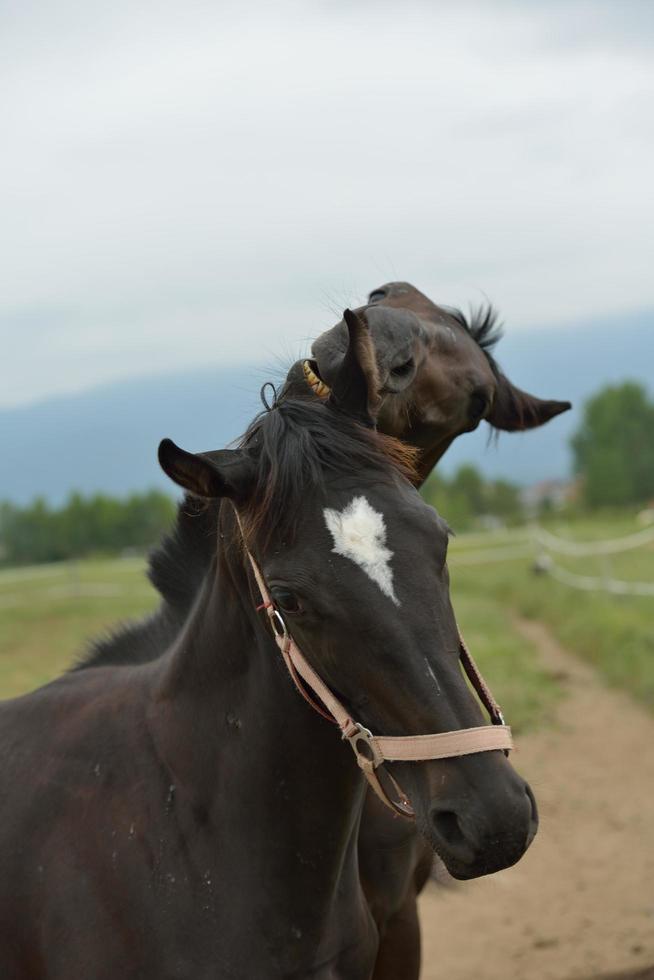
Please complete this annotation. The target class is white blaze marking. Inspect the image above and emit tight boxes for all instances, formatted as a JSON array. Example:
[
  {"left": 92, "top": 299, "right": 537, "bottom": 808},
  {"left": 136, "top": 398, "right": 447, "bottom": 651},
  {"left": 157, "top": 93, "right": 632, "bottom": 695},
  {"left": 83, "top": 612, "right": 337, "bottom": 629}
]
[{"left": 323, "top": 496, "right": 399, "bottom": 605}]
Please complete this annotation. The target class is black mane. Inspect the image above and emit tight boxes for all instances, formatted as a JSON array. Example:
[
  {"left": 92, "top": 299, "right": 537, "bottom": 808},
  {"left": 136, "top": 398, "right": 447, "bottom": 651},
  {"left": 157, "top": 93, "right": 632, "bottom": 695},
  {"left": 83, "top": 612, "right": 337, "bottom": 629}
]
[{"left": 148, "top": 495, "right": 219, "bottom": 610}]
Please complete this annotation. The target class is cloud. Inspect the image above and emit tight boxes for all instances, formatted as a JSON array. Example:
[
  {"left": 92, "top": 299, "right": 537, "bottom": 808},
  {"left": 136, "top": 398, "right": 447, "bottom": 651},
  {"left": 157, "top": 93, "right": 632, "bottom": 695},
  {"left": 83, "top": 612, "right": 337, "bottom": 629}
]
[{"left": 1, "top": 0, "right": 653, "bottom": 405}]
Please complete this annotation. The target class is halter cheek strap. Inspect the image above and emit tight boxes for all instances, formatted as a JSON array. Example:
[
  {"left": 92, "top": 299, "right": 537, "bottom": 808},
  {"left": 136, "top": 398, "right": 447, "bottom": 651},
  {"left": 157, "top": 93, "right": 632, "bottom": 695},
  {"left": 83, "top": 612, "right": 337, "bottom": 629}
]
[{"left": 240, "top": 539, "right": 512, "bottom": 820}]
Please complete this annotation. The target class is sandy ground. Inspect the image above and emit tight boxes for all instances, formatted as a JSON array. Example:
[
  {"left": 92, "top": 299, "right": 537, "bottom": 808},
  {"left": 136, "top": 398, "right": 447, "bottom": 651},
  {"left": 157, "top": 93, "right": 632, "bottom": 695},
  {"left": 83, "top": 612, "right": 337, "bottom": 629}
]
[{"left": 418, "top": 618, "right": 654, "bottom": 980}]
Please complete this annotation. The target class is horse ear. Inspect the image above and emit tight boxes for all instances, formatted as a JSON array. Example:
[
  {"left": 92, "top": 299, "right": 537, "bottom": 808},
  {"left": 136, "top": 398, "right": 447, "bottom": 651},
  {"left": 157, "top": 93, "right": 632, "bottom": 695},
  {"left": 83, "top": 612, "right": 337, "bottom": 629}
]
[
  {"left": 158, "top": 439, "right": 255, "bottom": 500},
  {"left": 328, "top": 309, "right": 382, "bottom": 425},
  {"left": 487, "top": 373, "right": 571, "bottom": 431}
]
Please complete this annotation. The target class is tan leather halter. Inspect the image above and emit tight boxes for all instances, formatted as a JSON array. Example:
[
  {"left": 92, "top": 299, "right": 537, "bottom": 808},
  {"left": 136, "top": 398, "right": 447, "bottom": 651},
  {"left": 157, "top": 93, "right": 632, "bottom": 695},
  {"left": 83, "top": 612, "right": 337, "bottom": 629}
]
[{"left": 240, "top": 532, "right": 513, "bottom": 820}]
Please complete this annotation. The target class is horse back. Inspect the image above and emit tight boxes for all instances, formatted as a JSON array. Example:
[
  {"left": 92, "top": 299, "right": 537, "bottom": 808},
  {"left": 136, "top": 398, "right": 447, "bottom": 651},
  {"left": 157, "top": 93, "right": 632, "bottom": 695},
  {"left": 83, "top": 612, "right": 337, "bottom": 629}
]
[{"left": 0, "top": 667, "right": 177, "bottom": 977}]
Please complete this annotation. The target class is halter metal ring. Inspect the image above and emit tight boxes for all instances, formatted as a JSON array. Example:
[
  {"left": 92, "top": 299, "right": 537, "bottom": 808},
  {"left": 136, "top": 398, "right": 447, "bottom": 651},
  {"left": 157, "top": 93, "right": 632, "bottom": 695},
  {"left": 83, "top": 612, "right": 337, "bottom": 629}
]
[
  {"left": 270, "top": 608, "right": 289, "bottom": 640},
  {"left": 345, "top": 723, "right": 383, "bottom": 771}
]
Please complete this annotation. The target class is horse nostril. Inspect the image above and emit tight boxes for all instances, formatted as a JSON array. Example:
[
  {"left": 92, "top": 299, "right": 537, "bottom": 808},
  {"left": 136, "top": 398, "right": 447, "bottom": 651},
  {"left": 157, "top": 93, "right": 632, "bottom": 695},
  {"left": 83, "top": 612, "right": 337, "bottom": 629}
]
[
  {"left": 431, "top": 808, "right": 466, "bottom": 848},
  {"left": 469, "top": 388, "right": 489, "bottom": 422}
]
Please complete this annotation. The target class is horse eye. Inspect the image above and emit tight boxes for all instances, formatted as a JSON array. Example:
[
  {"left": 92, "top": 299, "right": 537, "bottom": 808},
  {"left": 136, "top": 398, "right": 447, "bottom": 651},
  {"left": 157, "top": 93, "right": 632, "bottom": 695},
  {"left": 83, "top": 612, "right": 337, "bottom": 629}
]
[
  {"left": 391, "top": 358, "right": 414, "bottom": 378},
  {"left": 270, "top": 588, "right": 302, "bottom": 614}
]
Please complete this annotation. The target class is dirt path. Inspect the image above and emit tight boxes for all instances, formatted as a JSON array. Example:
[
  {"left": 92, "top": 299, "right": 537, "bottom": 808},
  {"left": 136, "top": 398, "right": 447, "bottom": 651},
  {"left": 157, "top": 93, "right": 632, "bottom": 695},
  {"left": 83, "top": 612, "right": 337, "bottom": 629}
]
[{"left": 418, "top": 618, "right": 654, "bottom": 980}]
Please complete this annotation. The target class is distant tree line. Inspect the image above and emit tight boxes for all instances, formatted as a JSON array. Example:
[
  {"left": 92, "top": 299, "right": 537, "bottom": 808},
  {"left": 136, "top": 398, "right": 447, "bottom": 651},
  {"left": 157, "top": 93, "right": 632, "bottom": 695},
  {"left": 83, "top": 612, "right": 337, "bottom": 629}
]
[
  {"left": 421, "top": 465, "right": 522, "bottom": 530},
  {"left": 3, "top": 380, "right": 650, "bottom": 568},
  {"left": 571, "top": 381, "right": 654, "bottom": 508},
  {"left": 423, "top": 381, "right": 654, "bottom": 524},
  {"left": 0, "top": 490, "right": 176, "bottom": 566},
  {"left": 1, "top": 471, "right": 522, "bottom": 567}
]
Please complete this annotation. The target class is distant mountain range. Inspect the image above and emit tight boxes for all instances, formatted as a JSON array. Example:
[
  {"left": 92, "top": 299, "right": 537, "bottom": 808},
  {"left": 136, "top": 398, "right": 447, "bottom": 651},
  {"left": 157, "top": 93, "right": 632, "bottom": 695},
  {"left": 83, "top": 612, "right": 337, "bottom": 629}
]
[{"left": 1, "top": 310, "right": 652, "bottom": 504}]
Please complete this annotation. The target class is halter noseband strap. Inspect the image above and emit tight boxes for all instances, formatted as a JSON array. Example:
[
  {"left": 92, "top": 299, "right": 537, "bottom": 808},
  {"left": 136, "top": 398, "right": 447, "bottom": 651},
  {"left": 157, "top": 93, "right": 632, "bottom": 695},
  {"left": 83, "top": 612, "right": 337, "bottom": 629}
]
[{"left": 240, "top": 535, "right": 512, "bottom": 820}]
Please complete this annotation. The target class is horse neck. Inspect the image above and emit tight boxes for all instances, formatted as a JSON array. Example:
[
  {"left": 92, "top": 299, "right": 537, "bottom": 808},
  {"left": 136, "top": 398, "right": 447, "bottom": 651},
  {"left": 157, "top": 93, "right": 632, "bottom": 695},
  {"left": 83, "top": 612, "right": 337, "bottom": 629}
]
[
  {"left": 413, "top": 431, "right": 456, "bottom": 484},
  {"left": 147, "top": 504, "right": 367, "bottom": 935}
]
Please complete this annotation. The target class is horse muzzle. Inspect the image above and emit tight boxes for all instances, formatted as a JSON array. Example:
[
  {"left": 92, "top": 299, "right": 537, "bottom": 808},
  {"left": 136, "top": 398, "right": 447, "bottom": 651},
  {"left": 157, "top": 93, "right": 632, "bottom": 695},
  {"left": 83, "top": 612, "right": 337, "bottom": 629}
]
[{"left": 417, "top": 754, "right": 539, "bottom": 880}]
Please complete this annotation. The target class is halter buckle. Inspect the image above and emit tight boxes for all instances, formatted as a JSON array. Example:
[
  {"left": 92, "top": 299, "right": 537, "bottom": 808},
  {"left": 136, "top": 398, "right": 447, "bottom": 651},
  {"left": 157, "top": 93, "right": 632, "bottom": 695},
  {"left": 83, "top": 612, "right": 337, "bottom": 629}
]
[{"left": 344, "top": 723, "right": 384, "bottom": 771}]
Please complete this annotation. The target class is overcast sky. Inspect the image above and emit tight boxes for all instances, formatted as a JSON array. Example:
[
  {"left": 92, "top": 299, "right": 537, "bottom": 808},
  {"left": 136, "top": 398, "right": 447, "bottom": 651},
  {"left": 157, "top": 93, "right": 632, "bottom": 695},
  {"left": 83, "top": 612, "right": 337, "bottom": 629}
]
[{"left": 1, "top": 0, "right": 653, "bottom": 408}]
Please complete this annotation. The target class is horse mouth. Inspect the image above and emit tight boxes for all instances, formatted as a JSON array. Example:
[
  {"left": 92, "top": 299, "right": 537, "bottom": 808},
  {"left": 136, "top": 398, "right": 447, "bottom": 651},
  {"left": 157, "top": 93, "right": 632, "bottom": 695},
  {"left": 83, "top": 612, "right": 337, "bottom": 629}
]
[{"left": 303, "top": 360, "right": 331, "bottom": 399}]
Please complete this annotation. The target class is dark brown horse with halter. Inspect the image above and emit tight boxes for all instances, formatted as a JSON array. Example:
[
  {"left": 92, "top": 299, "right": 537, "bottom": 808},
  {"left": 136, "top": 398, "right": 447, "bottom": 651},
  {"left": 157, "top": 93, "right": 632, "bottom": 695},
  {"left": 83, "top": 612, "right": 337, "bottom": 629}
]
[
  {"left": 0, "top": 311, "right": 538, "bottom": 978},
  {"left": 65, "top": 281, "right": 569, "bottom": 978}
]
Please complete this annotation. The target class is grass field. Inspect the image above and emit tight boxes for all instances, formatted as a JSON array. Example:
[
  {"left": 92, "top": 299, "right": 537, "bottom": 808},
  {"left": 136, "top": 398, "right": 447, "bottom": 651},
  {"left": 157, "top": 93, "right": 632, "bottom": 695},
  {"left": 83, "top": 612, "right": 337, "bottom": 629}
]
[
  {"left": 448, "top": 512, "right": 654, "bottom": 713},
  {"left": 0, "top": 549, "right": 561, "bottom": 732},
  {"left": 0, "top": 511, "right": 651, "bottom": 727},
  {"left": 0, "top": 558, "right": 157, "bottom": 695}
]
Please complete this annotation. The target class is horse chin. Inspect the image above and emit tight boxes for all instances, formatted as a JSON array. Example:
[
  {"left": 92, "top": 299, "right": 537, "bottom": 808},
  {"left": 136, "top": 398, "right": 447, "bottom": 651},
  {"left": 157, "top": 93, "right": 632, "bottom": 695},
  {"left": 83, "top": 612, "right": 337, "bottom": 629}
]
[
  {"left": 409, "top": 812, "right": 533, "bottom": 880},
  {"left": 433, "top": 841, "right": 532, "bottom": 881}
]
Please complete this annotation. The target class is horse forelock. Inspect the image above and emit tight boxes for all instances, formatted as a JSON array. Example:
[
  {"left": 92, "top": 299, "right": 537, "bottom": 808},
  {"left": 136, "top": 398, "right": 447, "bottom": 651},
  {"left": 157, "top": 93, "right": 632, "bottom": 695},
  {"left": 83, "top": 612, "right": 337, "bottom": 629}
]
[{"left": 237, "top": 397, "right": 419, "bottom": 549}]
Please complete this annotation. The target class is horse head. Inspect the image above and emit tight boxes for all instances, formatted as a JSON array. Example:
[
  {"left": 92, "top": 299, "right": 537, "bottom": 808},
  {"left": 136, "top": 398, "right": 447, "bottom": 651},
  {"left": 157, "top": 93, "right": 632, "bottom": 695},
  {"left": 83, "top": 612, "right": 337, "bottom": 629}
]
[
  {"left": 159, "top": 309, "right": 538, "bottom": 880},
  {"left": 307, "top": 281, "right": 571, "bottom": 481}
]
